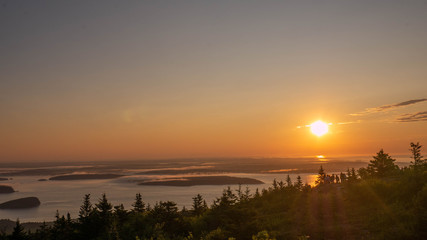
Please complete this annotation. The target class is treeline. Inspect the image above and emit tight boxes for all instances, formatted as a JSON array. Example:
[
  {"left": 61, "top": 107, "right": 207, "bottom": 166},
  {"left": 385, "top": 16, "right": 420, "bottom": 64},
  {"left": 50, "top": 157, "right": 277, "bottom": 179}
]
[{"left": 2, "top": 143, "right": 426, "bottom": 240}]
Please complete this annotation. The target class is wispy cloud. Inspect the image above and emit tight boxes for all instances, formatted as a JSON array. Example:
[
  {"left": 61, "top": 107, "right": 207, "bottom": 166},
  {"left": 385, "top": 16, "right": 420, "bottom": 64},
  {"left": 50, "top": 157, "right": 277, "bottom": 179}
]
[
  {"left": 396, "top": 111, "right": 427, "bottom": 122},
  {"left": 350, "top": 98, "right": 427, "bottom": 116}
]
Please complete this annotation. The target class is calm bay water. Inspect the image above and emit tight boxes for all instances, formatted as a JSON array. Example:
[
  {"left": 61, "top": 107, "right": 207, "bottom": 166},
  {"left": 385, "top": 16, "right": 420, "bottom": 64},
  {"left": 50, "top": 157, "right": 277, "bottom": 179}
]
[{"left": 0, "top": 173, "right": 317, "bottom": 222}]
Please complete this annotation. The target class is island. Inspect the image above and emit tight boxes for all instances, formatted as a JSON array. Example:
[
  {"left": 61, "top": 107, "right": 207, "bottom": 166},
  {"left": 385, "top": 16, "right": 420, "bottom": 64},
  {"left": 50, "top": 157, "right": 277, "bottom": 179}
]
[
  {"left": 0, "top": 185, "right": 14, "bottom": 194},
  {"left": 49, "top": 173, "right": 124, "bottom": 181},
  {"left": 0, "top": 177, "right": 8, "bottom": 181},
  {"left": 0, "top": 197, "right": 40, "bottom": 209},
  {"left": 139, "top": 176, "right": 264, "bottom": 186}
]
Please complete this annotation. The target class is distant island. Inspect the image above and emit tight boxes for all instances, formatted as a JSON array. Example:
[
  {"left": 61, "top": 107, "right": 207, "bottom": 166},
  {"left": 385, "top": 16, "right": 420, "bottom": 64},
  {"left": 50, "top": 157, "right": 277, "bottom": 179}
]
[
  {"left": 139, "top": 176, "right": 264, "bottom": 186},
  {"left": 0, "top": 197, "right": 40, "bottom": 209},
  {"left": 0, "top": 177, "right": 8, "bottom": 181},
  {"left": 0, "top": 185, "right": 14, "bottom": 194},
  {"left": 49, "top": 174, "right": 124, "bottom": 181}
]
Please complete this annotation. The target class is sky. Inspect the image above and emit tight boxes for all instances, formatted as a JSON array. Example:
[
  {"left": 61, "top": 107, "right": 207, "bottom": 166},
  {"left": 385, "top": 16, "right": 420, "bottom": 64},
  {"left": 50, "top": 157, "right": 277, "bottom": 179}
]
[{"left": 1, "top": 0, "right": 426, "bottom": 162}]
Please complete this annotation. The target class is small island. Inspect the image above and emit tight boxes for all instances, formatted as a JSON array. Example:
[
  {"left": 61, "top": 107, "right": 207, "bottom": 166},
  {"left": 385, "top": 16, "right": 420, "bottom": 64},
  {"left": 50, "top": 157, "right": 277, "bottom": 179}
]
[
  {"left": 0, "top": 197, "right": 40, "bottom": 209},
  {"left": 0, "top": 177, "right": 8, "bottom": 181},
  {"left": 139, "top": 176, "right": 264, "bottom": 186},
  {"left": 0, "top": 185, "right": 14, "bottom": 194},
  {"left": 49, "top": 173, "right": 124, "bottom": 181}
]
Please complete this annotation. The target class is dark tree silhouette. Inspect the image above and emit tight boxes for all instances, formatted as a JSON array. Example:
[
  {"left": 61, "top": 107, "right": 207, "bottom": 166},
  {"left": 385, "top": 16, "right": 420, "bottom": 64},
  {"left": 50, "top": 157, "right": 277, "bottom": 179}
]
[
  {"left": 10, "top": 219, "right": 27, "bottom": 240},
  {"left": 78, "top": 194, "right": 92, "bottom": 220},
  {"left": 286, "top": 174, "right": 292, "bottom": 187},
  {"left": 367, "top": 149, "right": 398, "bottom": 177},
  {"left": 192, "top": 194, "right": 207, "bottom": 216},
  {"left": 410, "top": 142, "right": 425, "bottom": 166},
  {"left": 295, "top": 175, "right": 303, "bottom": 190},
  {"left": 132, "top": 193, "right": 145, "bottom": 213},
  {"left": 315, "top": 165, "right": 326, "bottom": 185}
]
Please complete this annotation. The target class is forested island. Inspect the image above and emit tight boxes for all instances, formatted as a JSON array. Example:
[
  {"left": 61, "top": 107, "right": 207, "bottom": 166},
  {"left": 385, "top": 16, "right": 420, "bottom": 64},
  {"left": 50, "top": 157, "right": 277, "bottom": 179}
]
[
  {"left": 0, "top": 185, "right": 14, "bottom": 194},
  {"left": 139, "top": 176, "right": 264, "bottom": 186},
  {"left": 1, "top": 143, "right": 426, "bottom": 240},
  {"left": 0, "top": 197, "right": 40, "bottom": 210}
]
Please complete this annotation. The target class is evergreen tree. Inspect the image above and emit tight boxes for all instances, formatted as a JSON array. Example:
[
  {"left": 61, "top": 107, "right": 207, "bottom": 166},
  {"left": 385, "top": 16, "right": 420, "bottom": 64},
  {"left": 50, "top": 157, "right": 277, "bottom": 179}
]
[
  {"left": 315, "top": 165, "right": 326, "bottom": 185},
  {"left": 33, "top": 221, "right": 50, "bottom": 240},
  {"left": 286, "top": 174, "right": 292, "bottom": 187},
  {"left": 367, "top": 149, "right": 398, "bottom": 177},
  {"left": 214, "top": 187, "right": 237, "bottom": 207},
  {"left": 192, "top": 194, "right": 207, "bottom": 216},
  {"left": 78, "top": 194, "right": 93, "bottom": 221},
  {"left": 94, "top": 193, "right": 113, "bottom": 239},
  {"left": 243, "top": 186, "right": 251, "bottom": 201},
  {"left": 132, "top": 193, "right": 145, "bottom": 213},
  {"left": 254, "top": 188, "right": 260, "bottom": 198},
  {"left": 10, "top": 219, "right": 27, "bottom": 240},
  {"left": 410, "top": 142, "right": 425, "bottom": 166},
  {"left": 96, "top": 193, "right": 113, "bottom": 218},
  {"left": 295, "top": 175, "right": 303, "bottom": 190},
  {"left": 272, "top": 179, "right": 278, "bottom": 190}
]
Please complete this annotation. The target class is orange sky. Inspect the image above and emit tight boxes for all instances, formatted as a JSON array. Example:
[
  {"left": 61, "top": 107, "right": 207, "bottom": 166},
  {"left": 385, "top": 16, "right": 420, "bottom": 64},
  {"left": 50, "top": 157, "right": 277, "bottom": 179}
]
[{"left": 1, "top": 1, "right": 426, "bottom": 161}]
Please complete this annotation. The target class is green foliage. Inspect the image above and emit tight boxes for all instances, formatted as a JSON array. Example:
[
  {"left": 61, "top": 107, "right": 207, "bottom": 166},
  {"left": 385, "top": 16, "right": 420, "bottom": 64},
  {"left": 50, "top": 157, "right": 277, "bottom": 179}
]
[
  {"left": 252, "top": 230, "right": 275, "bottom": 240},
  {"left": 367, "top": 149, "right": 399, "bottom": 177},
  {"left": 192, "top": 194, "right": 208, "bottom": 216}
]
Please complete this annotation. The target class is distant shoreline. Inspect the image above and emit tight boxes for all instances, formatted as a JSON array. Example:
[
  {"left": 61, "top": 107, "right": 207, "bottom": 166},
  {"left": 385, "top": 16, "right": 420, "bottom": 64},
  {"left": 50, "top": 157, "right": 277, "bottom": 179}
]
[
  {"left": 49, "top": 174, "right": 124, "bottom": 181},
  {"left": 139, "top": 176, "right": 264, "bottom": 186}
]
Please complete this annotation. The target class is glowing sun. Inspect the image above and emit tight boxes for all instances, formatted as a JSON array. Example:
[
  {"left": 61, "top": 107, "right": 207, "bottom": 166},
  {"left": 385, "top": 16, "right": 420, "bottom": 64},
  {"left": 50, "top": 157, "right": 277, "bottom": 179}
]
[{"left": 310, "top": 120, "right": 329, "bottom": 137}]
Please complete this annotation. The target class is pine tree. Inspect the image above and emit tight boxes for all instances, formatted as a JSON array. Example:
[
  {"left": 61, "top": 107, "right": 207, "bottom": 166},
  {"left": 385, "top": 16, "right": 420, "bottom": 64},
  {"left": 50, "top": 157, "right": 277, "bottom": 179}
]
[
  {"left": 286, "top": 174, "right": 292, "bottom": 187},
  {"left": 132, "top": 193, "right": 145, "bottom": 213},
  {"left": 295, "top": 175, "right": 303, "bottom": 190},
  {"left": 410, "top": 142, "right": 425, "bottom": 166},
  {"left": 367, "top": 149, "right": 398, "bottom": 177},
  {"left": 272, "top": 179, "right": 278, "bottom": 190},
  {"left": 79, "top": 194, "right": 93, "bottom": 221},
  {"left": 192, "top": 194, "right": 207, "bottom": 216},
  {"left": 10, "top": 219, "right": 27, "bottom": 240},
  {"left": 95, "top": 193, "right": 113, "bottom": 236},
  {"left": 315, "top": 165, "right": 326, "bottom": 185}
]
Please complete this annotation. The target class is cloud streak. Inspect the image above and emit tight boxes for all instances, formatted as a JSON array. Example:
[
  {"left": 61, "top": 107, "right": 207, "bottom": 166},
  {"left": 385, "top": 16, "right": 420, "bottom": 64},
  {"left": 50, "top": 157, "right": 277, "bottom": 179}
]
[
  {"left": 396, "top": 111, "right": 427, "bottom": 122},
  {"left": 351, "top": 98, "right": 427, "bottom": 116}
]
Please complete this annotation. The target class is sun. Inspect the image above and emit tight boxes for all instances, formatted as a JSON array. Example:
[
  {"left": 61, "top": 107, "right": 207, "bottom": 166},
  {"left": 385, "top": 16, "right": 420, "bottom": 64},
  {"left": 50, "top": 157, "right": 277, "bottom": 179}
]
[{"left": 310, "top": 120, "right": 329, "bottom": 137}]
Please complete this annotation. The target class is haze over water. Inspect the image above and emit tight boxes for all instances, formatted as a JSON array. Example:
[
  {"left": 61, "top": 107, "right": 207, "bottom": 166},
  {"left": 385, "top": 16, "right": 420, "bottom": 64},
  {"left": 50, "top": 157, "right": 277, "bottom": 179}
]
[{"left": 0, "top": 157, "right": 411, "bottom": 222}]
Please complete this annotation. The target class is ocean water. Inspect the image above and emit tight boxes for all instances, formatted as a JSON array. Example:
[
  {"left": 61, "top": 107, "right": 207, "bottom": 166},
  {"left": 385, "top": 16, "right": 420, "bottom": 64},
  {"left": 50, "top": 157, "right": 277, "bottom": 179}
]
[{"left": 0, "top": 173, "right": 317, "bottom": 222}]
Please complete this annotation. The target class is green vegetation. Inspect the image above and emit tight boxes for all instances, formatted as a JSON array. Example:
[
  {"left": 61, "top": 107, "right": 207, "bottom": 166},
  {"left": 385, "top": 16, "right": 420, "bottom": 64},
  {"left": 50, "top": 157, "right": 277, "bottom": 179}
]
[{"left": 1, "top": 143, "right": 426, "bottom": 240}]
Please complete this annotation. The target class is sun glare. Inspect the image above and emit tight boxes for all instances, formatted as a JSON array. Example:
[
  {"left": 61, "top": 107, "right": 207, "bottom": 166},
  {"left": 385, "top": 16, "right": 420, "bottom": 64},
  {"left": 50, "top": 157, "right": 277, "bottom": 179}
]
[{"left": 310, "top": 120, "right": 329, "bottom": 137}]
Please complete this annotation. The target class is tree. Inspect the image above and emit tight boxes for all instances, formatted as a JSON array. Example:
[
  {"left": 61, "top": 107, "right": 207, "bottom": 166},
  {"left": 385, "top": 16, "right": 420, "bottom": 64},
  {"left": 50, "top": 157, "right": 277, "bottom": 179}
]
[
  {"left": 213, "top": 187, "right": 237, "bottom": 208},
  {"left": 286, "top": 174, "right": 292, "bottom": 187},
  {"left": 192, "top": 194, "right": 207, "bottom": 216},
  {"left": 295, "top": 175, "right": 303, "bottom": 191},
  {"left": 96, "top": 193, "right": 113, "bottom": 218},
  {"left": 132, "top": 193, "right": 145, "bottom": 213},
  {"left": 10, "top": 219, "right": 27, "bottom": 240},
  {"left": 272, "top": 179, "right": 278, "bottom": 190},
  {"left": 410, "top": 142, "right": 425, "bottom": 166},
  {"left": 94, "top": 193, "right": 113, "bottom": 238},
  {"left": 78, "top": 194, "right": 93, "bottom": 221},
  {"left": 367, "top": 149, "right": 398, "bottom": 177},
  {"left": 315, "top": 165, "right": 326, "bottom": 185}
]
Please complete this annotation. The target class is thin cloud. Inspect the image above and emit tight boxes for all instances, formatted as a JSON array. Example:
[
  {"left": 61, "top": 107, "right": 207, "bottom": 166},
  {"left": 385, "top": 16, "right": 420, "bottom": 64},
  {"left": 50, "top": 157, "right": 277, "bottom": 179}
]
[
  {"left": 396, "top": 111, "right": 427, "bottom": 122},
  {"left": 350, "top": 98, "right": 427, "bottom": 116}
]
